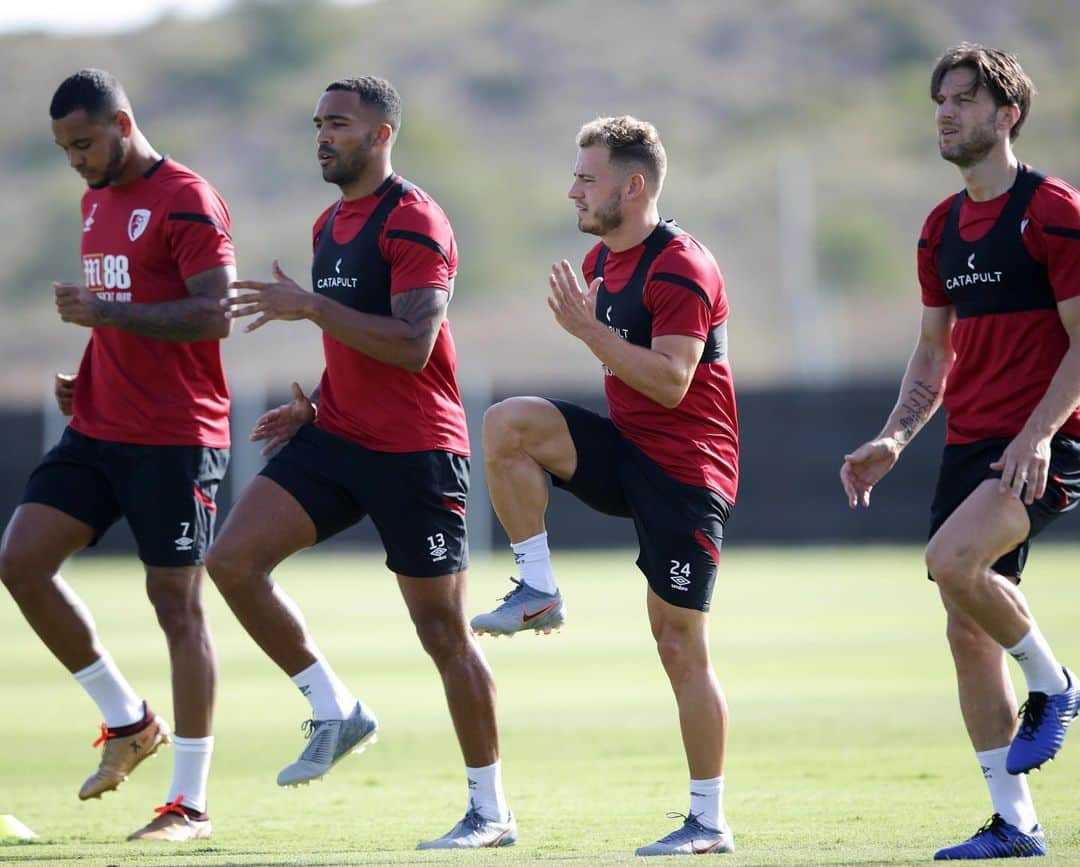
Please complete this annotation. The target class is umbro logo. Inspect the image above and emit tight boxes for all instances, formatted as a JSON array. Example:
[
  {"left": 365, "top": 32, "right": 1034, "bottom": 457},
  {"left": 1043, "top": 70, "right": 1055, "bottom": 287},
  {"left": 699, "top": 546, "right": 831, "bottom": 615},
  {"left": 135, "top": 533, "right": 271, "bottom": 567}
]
[
  {"left": 671, "top": 575, "right": 691, "bottom": 587},
  {"left": 83, "top": 202, "right": 98, "bottom": 233}
]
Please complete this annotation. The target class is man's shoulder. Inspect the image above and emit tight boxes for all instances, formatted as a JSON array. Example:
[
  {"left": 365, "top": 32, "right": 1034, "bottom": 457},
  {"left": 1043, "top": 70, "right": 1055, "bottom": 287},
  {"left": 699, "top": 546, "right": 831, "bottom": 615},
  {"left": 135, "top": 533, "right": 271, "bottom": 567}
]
[
  {"left": 654, "top": 232, "right": 721, "bottom": 282},
  {"left": 921, "top": 193, "right": 958, "bottom": 241},
  {"left": 391, "top": 181, "right": 451, "bottom": 226},
  {"left": 1030, "top": 172, "right": 1080, "bottom": 227}
]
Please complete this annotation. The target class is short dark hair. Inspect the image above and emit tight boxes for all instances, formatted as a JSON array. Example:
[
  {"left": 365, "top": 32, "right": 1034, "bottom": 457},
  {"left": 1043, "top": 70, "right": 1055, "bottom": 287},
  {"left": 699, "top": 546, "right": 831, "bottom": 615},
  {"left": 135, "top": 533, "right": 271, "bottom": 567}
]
[
  {"left": 930, "top": 43, "right": 1036, "bottom": 141},
  {"left": 49, "top": 68, "right": 130, "bottom": 122},
  {"left": 576, "top": 115, "right": 667, "bottom": 192},
  {"left": 325, "top": 76, "right": 402, "bottom": 131}
]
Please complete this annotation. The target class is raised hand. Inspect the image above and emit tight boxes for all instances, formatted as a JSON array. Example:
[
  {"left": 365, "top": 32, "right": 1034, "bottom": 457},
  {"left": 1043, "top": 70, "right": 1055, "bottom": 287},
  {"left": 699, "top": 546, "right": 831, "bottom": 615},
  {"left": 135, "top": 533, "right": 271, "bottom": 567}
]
[
  {"left": 250, "top": 381, "right": 316, "bottom": 456},
  {"left": 224, "top": 260, "right": 315, "bottom": 333},
  {"left": 548, "top": 259, "right": 603, "bottom": 341},
  {"left": 54, "top": 282, "right": 103, "bottom": 328}
]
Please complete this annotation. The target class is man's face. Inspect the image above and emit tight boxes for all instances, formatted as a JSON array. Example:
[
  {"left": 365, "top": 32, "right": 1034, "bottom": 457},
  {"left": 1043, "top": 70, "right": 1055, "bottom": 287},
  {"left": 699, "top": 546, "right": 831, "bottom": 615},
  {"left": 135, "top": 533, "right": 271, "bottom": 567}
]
[
  {"left": 935, "top": 67, "right": 1007, "bottom": 168},
  {"left": 52, "top": 110, "right": 125, "bottom": 189},
  {"left": 313, "top": 90, "right": 383, "bottom": 187},
  {"left": 568, "top": 145, "right": 625, "bottom": 236}
]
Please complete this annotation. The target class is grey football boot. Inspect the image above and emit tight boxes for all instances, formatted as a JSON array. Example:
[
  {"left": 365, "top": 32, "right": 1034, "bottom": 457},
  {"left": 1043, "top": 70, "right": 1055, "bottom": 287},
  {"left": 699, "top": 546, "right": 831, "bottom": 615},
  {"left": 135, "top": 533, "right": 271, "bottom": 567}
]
[
  {"left": 471, "top": 578, "right": 565, "bottom": 636},
  {"left": 417, "top": 804, "right": 518, "bottom": 849},
  {"left": 635, "top": 812, "right": 735, "bottom": 856},
  {"left": 276, "top": 700, "right": 378, "bottom": 786}
]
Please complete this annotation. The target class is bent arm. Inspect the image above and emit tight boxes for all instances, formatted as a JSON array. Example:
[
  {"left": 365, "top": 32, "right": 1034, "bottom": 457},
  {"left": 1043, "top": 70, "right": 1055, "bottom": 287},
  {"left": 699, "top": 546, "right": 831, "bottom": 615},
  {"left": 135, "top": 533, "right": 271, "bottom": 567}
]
[
  {"left": 583, "top": 327, "right": 704, "bottom": 409},
  {"left": 308, "top": 283, "right": 449, "bottom": 373},
  {"left": 98, "top": 264, "right": 235, "bottom": 342},
  {"left": 876, "top": 304, "right": 955, "bottom": 449}
]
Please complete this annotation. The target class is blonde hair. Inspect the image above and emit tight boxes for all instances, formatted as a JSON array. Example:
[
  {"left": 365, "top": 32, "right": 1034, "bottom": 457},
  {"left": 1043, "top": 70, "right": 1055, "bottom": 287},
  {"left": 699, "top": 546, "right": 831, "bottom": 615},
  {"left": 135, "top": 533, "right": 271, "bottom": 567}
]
[{"left": 576, "top": 115, "right": 667, "bottom": 191}]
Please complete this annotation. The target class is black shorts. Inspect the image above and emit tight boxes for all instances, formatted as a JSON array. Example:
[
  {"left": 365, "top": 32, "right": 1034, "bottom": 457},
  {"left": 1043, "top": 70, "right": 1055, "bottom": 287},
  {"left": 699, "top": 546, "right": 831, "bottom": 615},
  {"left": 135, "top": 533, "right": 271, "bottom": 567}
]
[
  {"left": 548, "top": 400, "right": 731, "bottom": 612},
  {"left": 928, "top": 434, "right": 1080, "bottom": 578},
  {"left": 260, "top": 424, "right": 469, "bottom": 578},
  {"left": 22, "top": 427, "right": 228, "bottom": 567}
]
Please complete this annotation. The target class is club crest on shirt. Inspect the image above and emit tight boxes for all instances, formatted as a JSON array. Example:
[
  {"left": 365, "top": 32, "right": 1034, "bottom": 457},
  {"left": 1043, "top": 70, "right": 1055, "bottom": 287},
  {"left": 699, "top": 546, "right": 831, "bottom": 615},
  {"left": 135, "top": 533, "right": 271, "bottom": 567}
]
[{"left": 128, "top": 209, "right": 151, "bottom": 241}]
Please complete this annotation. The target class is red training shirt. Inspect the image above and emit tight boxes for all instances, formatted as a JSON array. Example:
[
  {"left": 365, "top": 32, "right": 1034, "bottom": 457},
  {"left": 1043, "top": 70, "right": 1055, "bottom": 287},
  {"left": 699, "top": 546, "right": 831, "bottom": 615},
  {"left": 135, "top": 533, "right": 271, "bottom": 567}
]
[
  {"left": 72, "top": 158, "right": 234, "bottom": 448},
  {"left": 583, "top": 232, "right": 739, "bottom": 504},
  {"left": 310, "top": 181, "right": 469, "bottom": 455},
  {"left": 919, "top": 169, "right": 1080, "bottom": 444}
]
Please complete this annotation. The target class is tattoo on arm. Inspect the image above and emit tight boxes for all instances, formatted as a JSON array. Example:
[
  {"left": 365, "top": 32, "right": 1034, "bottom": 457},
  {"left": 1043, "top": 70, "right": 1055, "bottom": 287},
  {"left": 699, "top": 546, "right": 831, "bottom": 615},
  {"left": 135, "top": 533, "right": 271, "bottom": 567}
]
[
  {"left": 390, "top": 285, "right": 449, "bottom": 344},
  {"left": 98, "top": 265, "right": 234, "bottom": 343},
  {"left": 897, "top": 379, "right": 939, "bottom": 444}
]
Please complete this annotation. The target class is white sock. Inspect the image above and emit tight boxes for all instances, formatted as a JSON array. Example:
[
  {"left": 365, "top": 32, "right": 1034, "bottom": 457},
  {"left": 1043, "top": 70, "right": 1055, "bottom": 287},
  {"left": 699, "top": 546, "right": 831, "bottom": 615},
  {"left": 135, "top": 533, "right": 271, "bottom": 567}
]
[
  {"left": 291, "top": 658, "right": 357, "bottom": 720},
  {"left": 168, "top": 736, "right": 214, "bottom": 814},
  {"left": 466, "top": 760, "right": 509, "bottom": 823},
  {"left": 1006, "top": 625, "right": 1068, "bottom": 694},
  {"left": 977, "top": 746, "right": 1037, "bottom": 831},
  {"left": 689, "top": 776, "right": 726, "bottom": 832},
  {"left": 72, "top": 655, "right": 144, "bottom": 728},
  {"left": 511, "top": 532, "right": 557, "bottom": 594}
]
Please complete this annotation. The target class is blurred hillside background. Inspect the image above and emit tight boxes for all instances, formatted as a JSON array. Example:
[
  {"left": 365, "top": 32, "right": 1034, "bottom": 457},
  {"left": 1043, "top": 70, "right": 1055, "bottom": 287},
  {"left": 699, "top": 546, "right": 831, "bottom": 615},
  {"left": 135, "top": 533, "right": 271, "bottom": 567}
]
[
  {"left": 2, "top": 0, "right": 1080, "bottom": 549},
  {"left": 3, "top": 0, "right": 1079, "bottom": 403}
]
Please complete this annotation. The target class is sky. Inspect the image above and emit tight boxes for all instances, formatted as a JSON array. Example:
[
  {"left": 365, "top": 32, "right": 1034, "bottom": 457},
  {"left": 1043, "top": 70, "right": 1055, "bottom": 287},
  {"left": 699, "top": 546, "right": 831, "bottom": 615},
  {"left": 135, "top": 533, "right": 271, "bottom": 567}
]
[{"left": 0, "top": 0, "right": 368, "bottom": 35}]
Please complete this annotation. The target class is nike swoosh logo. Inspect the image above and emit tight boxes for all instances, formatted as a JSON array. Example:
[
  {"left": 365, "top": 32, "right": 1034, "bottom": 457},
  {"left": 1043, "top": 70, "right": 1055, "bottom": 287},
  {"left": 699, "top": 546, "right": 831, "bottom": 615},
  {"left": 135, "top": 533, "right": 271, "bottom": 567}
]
[
  {"left": 521, "top": 602, "right": 559, "bottom": 623},
  {"left": 692, "top": 839, "right": 725, "bottom": 854}
]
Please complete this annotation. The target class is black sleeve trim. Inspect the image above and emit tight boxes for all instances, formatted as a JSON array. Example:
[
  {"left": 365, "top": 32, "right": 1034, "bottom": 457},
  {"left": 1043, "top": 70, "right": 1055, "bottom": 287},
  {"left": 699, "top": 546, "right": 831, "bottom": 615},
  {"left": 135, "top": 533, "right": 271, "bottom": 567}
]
[
  {"left": 1044, "top": 225, "right": 1080, "bottom": 240},
  {"left": 652, "top": 271, "right": 710, "bottom": 308},
  {"left": 168, "top": 212, "right": 232, "bottom": 240},
  {"left": 386, "top": 229, "right": 450, "bottom": 266}
]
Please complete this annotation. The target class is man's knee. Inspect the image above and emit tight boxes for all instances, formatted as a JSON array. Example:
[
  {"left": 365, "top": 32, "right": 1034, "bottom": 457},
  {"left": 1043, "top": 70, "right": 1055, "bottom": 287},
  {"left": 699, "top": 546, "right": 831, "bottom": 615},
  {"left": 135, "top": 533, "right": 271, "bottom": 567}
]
[
  {"left": 653, "top": 621, "right": 706, "bottom": 682},
  {"left": 145, "top": 568, "right": 209, "bottom": 637},
  {"left": 925, "top": 535, "right": 977, "bottom": 595},
  {"left": 0, "top": 535, "right": 44, "bottom": 598},
  {"left": 204, "top": 539, "right": 255, "bottom": 597},
  {"left": 483, "top": 398, "right": 533, "bottom": 452},
  {"left": 413, "top": 613, "right": 469, "bottom": 665}
]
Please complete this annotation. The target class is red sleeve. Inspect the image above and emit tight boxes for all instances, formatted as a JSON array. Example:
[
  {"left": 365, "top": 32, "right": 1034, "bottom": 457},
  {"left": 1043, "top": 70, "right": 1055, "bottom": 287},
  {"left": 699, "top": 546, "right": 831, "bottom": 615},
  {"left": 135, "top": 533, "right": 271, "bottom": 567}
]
[
  {"left": 164, "top": 180, "right": 235, "bottom": 280},
  {"left": 1026, "top": 178, "right": 1080, "bottom": 303},
  {"left": 380, "top": 194, "right": 457, "bottom": 296},
  {"left": 581, "top": 243, "right": 602, "bottom": 282},
  {"left": 644, "top": 239, "right": 724, "bottom": 341},
  {"left": 918, "top": 196, "right": 953, "bottom": 307}
]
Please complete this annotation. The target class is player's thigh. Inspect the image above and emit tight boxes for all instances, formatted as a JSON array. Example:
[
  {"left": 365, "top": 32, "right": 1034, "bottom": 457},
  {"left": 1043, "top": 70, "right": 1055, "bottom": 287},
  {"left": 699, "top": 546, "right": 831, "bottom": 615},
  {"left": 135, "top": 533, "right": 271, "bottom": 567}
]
[
  {"left": 0, "top": 502, "right": 96, "bottom": 582},
  {"left": 122, "top": 444, "right": 228, "bottom": 568},
  {"left": 15, "top": 429, "right": 122, "bottom": 554},
  {"left": 544, "top": 400, "right": 630, "bottom": 516},
  {"left": 209, "top": 475, "right": 320, "bottom": 576},
  {"left": 484, "top": 396, "right": 578, "bottom": 480},
  {"left": 926, "top": 478, "right": 1030, "bottom": 579},
  {"left": 369, "top": 451, "right": 469, "bottom": 579},
  {"left": 396, "top": 571, "right": 468, "bottom": 630},
  {"left": 624, "top": 451, "right": 729, "bottom": 614}
]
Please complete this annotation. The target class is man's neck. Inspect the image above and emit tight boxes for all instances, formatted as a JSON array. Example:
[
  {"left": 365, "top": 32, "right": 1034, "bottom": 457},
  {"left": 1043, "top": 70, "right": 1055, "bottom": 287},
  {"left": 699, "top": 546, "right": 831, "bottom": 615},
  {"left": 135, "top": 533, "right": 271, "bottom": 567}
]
[
  {"left": 112, "top": 135, "right": 162, "bottom": 187},
  {"left": 340, "top": 160, "right": 394, "bottom": 201},
  {"left": 602, "top": 206, "right": 662, "bottom": 252},
  {"left": 960, "top": 146, "right": 1019, "bottom": 202}
]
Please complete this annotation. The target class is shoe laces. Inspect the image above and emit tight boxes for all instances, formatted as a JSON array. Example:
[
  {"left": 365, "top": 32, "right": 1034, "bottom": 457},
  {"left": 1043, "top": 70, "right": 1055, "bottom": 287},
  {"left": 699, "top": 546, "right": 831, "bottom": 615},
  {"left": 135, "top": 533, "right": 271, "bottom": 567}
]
[
  {"left": 300, "top": 719, "right": 318, "bottom": 740},
  {"left": 496, "top": 578, "right": 526, "bottom": 602},
  {"left": 1016, "top": 693, "right": 1048, "bottom": 741},
  {"left": 654, "top": 811, "right": 711, "bottom": 842},
  {"left": 974, "top": 813, "right": 1009, "bottom": 842},
  {"left": 153, "top": 795, "right": 187, "bottom": 818},
  {"left": 91, "top": 722, "right": 116, "bottom": 749}
]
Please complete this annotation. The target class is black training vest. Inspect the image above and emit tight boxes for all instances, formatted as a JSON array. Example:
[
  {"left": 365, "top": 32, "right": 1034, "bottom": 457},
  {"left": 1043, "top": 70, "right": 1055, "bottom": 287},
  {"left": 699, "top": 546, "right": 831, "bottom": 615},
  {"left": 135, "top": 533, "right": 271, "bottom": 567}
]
[
  {"left": 936, "top": 165, "right": 1055, "bottom": 319},
  {"left": 592, "top": 220, "right": 727, "bottom": 363},
  {"left": 311, "top": 173, "right": 413, "bottom": 313}
]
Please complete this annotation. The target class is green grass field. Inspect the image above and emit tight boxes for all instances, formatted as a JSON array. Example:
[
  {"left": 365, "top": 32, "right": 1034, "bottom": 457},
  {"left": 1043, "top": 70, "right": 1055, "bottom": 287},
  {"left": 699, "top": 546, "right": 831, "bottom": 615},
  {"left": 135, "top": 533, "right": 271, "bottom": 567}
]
[{"left": 1, "top": 545, "right": 1079, "bottom": 865}]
